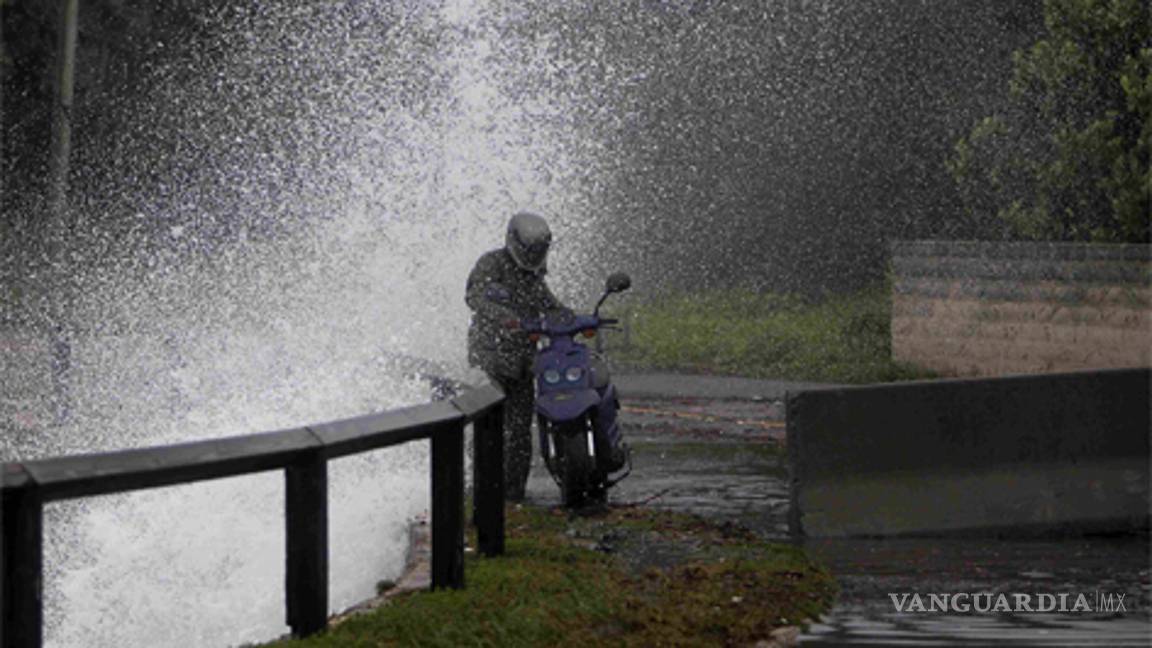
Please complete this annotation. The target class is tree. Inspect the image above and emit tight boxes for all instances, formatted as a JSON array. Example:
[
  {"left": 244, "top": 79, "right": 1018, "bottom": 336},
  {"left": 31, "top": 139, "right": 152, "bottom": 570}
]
[{"left": 949, "top": 0, "right": 1151, "bottom": 242}]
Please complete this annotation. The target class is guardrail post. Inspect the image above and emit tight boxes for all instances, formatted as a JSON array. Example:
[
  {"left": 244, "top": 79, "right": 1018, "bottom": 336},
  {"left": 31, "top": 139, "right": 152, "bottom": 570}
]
[
  {"left": 285, "top": 451, "right": 328, "bottom": 638},
  {"left": 472, "top": 403, "right": 505, "bottom": 556},
  {"left": 431, "top": 421, "right": 464, "bottom": 589},
  {"left": 2, "top": 471, "right": 43, "bottom": 648}
]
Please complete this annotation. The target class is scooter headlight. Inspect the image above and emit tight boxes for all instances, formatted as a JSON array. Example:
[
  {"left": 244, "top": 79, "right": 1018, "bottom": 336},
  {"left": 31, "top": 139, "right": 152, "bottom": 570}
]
[
  {"left": 535, "top": 335, "right": 551, "bottom": 350},
  {"left": 565, "top": 366, "right": 584, "bottom": 382},
  {"left": 543, "top": 369, "right": 562, "bottom": 384}
]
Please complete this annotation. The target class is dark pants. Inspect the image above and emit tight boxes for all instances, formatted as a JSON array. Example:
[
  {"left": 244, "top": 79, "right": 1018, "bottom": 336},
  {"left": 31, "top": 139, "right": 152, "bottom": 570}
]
[{"left": 488, "top": 372, "right": 535, "bottom": 500}]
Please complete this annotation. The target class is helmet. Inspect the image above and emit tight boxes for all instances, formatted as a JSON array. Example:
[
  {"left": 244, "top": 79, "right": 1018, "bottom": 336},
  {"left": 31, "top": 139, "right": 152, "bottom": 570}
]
[{"left": 505, "top": 212, "right": 551, "bottom": 273}]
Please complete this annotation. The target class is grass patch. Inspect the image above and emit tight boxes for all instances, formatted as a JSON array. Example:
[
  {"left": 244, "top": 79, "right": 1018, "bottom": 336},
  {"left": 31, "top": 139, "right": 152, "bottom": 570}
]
[
  {"left": 606, "top": 286, "right": 933, "bottom": 384},
  {"left": 268, "top": 506, "right": 835, "bottom": 647}
]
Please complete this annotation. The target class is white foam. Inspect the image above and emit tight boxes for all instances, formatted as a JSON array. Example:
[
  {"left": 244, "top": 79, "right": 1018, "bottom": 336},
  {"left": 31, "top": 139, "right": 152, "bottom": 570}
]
[{"left": 2, "top": 2, "right": 602, "bottom": 646}]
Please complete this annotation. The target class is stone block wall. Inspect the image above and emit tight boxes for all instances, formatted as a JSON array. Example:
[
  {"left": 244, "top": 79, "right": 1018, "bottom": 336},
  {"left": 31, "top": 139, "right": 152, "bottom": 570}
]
[{"left": 891, "top": 241, "right": 1151, "bottom": 377}]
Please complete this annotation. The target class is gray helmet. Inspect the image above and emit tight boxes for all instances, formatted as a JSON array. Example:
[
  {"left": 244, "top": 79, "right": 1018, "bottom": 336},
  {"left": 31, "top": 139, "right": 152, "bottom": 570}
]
[{"left": 505, "top": 211, "right": 551, "bottom": 273}]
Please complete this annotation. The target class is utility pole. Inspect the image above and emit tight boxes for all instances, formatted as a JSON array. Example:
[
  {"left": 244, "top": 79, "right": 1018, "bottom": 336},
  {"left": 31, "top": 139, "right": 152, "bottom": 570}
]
[
  {"left": 47, "top": 0, "right": 78, "bottom": 226},
  {"left": 1, "top": 0, "right": 8, "bottom": 220},
  {"left": 48, "top": 0, "right": 80, "bottom": 426}
]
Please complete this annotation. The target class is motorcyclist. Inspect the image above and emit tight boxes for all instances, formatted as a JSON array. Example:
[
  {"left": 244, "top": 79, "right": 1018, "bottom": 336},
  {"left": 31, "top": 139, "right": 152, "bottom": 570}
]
[{"left": 465, "top": 212, "right": 568, "bottom": 501}]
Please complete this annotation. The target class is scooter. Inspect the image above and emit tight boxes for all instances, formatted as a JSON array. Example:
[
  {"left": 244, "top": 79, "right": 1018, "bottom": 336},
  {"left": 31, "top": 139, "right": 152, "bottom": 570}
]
[{"left": 520, "top": 272, "right": 633, "bottom": 508}]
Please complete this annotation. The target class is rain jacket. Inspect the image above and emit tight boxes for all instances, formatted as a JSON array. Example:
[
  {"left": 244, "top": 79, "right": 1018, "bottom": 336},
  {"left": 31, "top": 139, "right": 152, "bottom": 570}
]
[{"left": 466, "top": 248, "right": 564, "bottom": 380}]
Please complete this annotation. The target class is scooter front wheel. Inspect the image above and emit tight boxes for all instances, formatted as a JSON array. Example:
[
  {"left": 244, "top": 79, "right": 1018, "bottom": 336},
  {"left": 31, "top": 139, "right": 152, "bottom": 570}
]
[{"left": 557, "top": 416, "right": 597, "bottom": 508}]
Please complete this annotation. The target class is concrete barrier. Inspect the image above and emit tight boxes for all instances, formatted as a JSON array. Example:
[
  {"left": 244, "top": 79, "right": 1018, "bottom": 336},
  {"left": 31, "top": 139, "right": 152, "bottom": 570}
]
[{"left": 787, "top": 368, "right": 1150, "bottom": 537}]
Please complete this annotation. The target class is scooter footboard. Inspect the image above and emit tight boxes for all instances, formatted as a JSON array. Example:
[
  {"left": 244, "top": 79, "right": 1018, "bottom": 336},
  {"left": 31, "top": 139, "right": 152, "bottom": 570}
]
[
  {"left": 601, "top": 419, "right": 622, "bottom": 449},
  {"left": 593, "top": 384, "right": 629, "bottom": 474},
  {"left": 595, "top": 383, "right": 621, "bottom": 442}
]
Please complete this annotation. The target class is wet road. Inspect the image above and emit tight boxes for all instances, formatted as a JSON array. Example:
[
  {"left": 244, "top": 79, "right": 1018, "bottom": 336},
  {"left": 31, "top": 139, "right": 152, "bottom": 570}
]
[
  {"left": 522, "top": 373, "right": 1152, "bottom": 646},
  {"left": 802, "top": 536, "right": 1150, "bottom": 646}
]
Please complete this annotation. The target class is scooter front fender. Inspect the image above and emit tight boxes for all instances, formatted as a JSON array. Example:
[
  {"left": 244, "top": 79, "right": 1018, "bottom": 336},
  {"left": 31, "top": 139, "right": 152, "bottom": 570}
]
[{"left": 536, "top": 389, "right": 600, "bottom": 423}]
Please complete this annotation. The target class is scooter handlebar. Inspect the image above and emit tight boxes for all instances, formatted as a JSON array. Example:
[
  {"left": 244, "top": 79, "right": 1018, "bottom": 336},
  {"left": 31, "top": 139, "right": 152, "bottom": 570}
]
[
  {"left": 518, "top": 317, "right": 544, "bottom": 333},
  {"left": 519, "top": 313, "right": 606, "bottom": 335}
]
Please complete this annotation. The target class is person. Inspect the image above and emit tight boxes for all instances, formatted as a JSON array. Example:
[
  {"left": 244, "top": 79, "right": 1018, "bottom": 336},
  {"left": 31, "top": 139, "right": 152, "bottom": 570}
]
[{"left": 465, "top": 211, "right": 568, "bottom": 501}]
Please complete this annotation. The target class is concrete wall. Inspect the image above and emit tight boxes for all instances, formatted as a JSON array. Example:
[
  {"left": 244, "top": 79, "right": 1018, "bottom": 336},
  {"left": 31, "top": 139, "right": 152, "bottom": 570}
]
[
  {"left": 786, "top": 368, "right": 1150, "bottom": 537},
  {"left": 891, "top": 241, "right": 1151, "bottom": 377}
]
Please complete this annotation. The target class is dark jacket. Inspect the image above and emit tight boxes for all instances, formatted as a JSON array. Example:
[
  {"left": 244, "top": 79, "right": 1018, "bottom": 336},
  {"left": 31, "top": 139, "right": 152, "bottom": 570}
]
[{"left": 466, "top": 248, "right": 564, "bottom": 380}]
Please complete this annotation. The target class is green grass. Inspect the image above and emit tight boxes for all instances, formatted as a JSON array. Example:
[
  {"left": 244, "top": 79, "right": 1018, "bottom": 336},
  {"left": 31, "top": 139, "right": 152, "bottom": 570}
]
[
  {"left": 268, "top": 506, "right": 836, "bottom": 647},
  {"left": 606, "top": 287, "right": 933, "bottom": 384}
]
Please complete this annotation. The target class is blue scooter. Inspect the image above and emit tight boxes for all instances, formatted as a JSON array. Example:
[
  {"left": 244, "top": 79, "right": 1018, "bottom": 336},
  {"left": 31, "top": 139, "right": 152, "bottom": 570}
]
[{"left": 520, "top": 272, "right": 633, "bottom": 508}]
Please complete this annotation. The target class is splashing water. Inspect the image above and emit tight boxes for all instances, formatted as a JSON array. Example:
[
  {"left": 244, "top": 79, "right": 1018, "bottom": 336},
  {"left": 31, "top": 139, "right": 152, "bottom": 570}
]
[{"left": 3, "top": 2, "right": 603, "bottom": 646}]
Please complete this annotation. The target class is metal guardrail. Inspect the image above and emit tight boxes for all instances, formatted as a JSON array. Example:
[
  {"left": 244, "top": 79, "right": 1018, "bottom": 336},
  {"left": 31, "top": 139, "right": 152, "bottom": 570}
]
[{"left": 0, "top": 384, "right": 506, "bottom": 648}]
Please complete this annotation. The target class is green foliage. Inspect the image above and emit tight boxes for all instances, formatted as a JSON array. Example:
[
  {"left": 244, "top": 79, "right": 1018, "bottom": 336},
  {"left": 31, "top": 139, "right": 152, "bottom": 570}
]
[
  {"left": 609, "top": 288, "right": 932, "bottom": 384},
  {"left": 948, "top": 0, "right": 1151, "bottom": 242}
]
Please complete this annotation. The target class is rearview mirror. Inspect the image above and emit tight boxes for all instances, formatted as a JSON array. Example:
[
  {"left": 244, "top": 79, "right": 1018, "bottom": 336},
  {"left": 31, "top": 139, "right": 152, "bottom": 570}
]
[{"left": 605, "top": 272, "right": 631, "bottom": 294}]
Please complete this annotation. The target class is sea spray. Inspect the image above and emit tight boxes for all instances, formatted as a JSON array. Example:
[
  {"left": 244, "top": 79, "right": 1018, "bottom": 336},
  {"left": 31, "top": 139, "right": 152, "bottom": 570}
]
[{"left": 3, "top": 2, "right": 602, "bottom": 645}]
